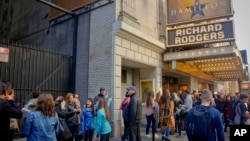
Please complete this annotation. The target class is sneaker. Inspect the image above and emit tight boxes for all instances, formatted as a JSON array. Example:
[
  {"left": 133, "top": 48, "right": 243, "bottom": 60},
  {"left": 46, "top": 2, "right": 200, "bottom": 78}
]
[
  {"left": 155, "top": 134, "right": 159, "bottom": 138},
  {"left": 146, "top": 134, "right": 151, "bottom": 138}
]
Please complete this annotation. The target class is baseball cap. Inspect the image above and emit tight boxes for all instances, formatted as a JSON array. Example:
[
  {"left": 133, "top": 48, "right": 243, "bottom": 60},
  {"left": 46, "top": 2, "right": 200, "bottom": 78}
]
[{"left": 126, "top": 86, "right": 136, "bottom": 92}]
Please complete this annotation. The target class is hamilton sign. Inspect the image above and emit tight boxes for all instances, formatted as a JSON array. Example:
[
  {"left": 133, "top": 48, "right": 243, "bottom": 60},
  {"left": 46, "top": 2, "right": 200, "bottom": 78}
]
[
  {"left": 167, "top": 0, "right": 233, "bottom": 25},
  {"left": 167, "top": 20, "right": 235, "bottom": 47}
]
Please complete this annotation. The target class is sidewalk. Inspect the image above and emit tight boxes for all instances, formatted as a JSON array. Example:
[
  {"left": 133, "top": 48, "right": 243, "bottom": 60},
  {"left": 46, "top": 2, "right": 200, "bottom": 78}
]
[
  {"left": 14, "top": 118, "right": 230, "bottom": 141},
  {"left": 14, "top": 105, "right": 229, "bottom": 141}
]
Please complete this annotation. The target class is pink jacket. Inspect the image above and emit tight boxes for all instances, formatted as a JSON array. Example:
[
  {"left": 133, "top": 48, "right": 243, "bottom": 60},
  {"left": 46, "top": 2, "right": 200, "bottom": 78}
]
[{"left": 120, "top": 97, "right": 131, "bottom": 110}]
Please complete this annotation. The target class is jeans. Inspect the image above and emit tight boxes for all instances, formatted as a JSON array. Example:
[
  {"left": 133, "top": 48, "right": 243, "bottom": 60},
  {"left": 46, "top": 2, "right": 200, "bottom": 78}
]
[
  {"left": 146, "top": 114, "right": 156, "bottom": 135},
  {"left": 67, "top": 125, "right": 77, "bottom": 141},
  {"left": 122, "top": 119, "right": 129, "bottom": 140},
  {"left": 100, "top": 133, "right": 110, "bottom": 141},
  {"left": 129, "top": 123, "right": 141, "bottom": 141},
  {"left": 84, "top": 129, "right": 94, "bottom": 141}
]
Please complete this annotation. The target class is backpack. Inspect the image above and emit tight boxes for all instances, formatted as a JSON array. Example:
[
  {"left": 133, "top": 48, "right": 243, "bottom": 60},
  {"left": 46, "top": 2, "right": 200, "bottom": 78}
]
[
  {"left": 228, "top": 100, "right": 240, "bottom": 122},
  {"left": 188, "top": 105, "right": 211, "bottom": 141}
]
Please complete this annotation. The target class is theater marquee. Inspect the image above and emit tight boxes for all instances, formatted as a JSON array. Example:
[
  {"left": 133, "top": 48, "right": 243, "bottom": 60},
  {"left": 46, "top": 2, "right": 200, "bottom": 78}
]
[
  {"left": 167, "top": 20, "right": 235, "bottom": 47},
  {"left": 167, "top": 0, "right": 233, "bottom": 25}
]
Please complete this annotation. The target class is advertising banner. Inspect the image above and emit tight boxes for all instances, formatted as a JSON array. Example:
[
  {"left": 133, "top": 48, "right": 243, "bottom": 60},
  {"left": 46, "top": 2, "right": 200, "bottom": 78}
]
[
  {"left": 167, "top": 0, "right": 233, "bottom": 25},
  {"left": 167, "top": 20, "right": 235, "bottom": 47}
]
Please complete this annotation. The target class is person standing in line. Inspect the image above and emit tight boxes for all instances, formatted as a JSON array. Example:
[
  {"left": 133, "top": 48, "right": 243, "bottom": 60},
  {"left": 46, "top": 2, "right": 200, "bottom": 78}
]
[
  {"left": 93, "top": 98, "right": 112, "bottom": 141},
  {"left": 23, "top": 93, "right": 61, "bottom": 141},
  {"left": 223, "top": 95, "right": 232, "bottom": 132},
  {"left": 63, "top": 93, "right": 81, "bottom": 141},
  {"left": 155, "top": 91, "right": 162, "bottom": 104},
  {"left": 120, "top": 92, "right": 131, "bottom": 141},
  {"left": 185, "top": 89, "right": 225, "bottom": 141},
  {"left": 0, "top": 82, "right": 22, "bottom": 141},
  {"left": 158, "top": 89, "right": 171, "bottom": 140},
  {"left": 94, "top": 88, "right": 106, "bottom": 105},
  {"left": 145, "top": 90, "right": 159, "bottom": 138},
  {"left": 126, "top": 86, "right": 142, "bottom": 141},
  {"left": 22, "top": 90, "right": 41, "bottom": 115},
  {"left": 171, "top": 92, "right": 182, "bottom": 134},
  {"left": 8, "top": 89, "right": 20, "bottom": 141},
  {"left": 81, "top": 98, "right": 95, "bottom": 141},
  {"left": 181, "top": 90, "right": 193, "bottom": 129},
  {"left": 55, "top": 96, "right": 72, "bottom": 141},
  {"left": 74, "top": 92, "right": 82, "bottom": 141}
]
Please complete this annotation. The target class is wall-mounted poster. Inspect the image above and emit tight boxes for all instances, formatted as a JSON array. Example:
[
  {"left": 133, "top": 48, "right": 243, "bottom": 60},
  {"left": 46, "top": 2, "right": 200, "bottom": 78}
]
[{"left": 140, "top": 79, "right": 155, "bottom": 103}]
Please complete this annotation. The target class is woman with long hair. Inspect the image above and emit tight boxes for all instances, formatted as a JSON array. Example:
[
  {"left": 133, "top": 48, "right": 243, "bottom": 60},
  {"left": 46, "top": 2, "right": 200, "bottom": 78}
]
[
  {"left": 94, "top": 98, "right": 112, "bottom": 141},
  {"left": 81, "top": 98, "right": 95, "bottom": 141},
  {"left": 63, "top": 93, "right": 81, "bottom": 141},
  {"left": 158, "top": 89, "right": 175, "bottom": 139},
  {"left": 155, "top": 91, "right": 162, "bottom": 104},
  {"left": 145, "top": 90, "right": 159, "bottom": 139},
  {"left": 23, "top": 93, "right": 60, "bottom": 141},
  {"left": 171, "top": 92, "right": 183, "bottom": 134}
]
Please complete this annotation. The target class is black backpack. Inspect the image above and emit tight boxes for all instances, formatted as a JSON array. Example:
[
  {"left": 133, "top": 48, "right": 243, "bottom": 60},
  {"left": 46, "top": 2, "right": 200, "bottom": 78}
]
[{"left": 188, "top": 105, "right": 212, "bottom": 141}]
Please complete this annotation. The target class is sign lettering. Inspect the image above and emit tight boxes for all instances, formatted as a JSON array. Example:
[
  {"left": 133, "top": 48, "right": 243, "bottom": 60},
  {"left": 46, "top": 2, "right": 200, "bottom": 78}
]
[
  {"left": 167, "top": 20, "right": 235, "bottom": 47},
  {"left": 167, "top": 0, "right": 233, "bottom": 25}
]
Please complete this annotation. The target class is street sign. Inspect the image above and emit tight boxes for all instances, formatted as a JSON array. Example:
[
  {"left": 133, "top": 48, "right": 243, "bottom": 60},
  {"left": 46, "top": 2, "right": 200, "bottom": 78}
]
[{"left": 0, "top": 47, "right": 9, "bottom": 62}]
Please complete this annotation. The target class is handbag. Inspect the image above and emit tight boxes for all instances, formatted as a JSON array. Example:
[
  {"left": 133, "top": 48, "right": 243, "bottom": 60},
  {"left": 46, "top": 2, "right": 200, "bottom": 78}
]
[
  {"left": 10, "top": 118, "right": 19, "bottom": 132},
  {"left": 57, "top": 118, "right": 72, "bottom": 140}
]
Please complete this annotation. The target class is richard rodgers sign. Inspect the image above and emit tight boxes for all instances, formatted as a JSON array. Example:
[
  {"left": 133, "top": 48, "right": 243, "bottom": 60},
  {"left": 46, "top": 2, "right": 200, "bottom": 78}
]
[{"left": 167, "top": 20, "right": 235, "bottom": 47}]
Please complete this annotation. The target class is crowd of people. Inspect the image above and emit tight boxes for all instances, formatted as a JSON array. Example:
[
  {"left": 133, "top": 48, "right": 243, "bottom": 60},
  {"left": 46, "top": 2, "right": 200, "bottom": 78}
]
[
  {"left": 139, "top": 88, "right": 250, "bottom": 141},
  {"left": 1, "top": 79, "right": 250, "bottom": 141}
]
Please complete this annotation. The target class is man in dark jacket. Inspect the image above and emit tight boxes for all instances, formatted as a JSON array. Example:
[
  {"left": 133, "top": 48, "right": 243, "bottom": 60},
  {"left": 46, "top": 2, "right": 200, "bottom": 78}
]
[
  {"left": 230, "top": 94, "right": 248, "bottom": 125},
  {"left": 94, "top": 87, "right": 106, "bottom": 105},
  {"left": 0, "top": 82, "right": 22, "bottom": 141},
  {"left": 127, "top": 86, "right": 142, "bottom": 141}
]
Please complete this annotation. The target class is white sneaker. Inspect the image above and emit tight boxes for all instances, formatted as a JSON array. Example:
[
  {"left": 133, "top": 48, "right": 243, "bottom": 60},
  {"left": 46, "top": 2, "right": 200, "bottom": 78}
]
[
  {"left": 146, "top": 134, "right": 151, "bottom": 138},
  {"left": 155, "top": 134, "right": 159, "bottom": 138}
]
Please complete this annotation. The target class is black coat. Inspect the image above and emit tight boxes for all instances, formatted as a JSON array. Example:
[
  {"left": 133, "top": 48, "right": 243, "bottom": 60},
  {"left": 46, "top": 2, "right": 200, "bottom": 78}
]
[{"left": 0, "top": 98, "right": 22, "bottom": 141}]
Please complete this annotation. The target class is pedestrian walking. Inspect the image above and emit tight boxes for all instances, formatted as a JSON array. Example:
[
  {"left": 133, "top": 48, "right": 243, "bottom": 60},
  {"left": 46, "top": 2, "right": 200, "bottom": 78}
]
[{"left": 185, "top": 89, "right": 225, "bottom": 141}]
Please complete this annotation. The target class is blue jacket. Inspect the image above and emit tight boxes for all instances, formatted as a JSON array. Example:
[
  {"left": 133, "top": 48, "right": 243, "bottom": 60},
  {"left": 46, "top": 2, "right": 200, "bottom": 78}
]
[
  {"left": 23, "top": 111, "right": 60, "bottom": 141},
  {"left": 81, "top": 107, "right": 95, "bottom": 134},
  {"left": 94, "top": 108, "right": 111, "bottom": 135},
  {"left": 186, "top": 105, "right": 225, "bottom": 141}
]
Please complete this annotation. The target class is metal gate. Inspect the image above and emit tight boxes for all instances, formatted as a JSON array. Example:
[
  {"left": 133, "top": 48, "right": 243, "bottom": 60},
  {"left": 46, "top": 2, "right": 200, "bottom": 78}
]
[{"left": 0, "top": 40, "right": 72, "bottom": 106}]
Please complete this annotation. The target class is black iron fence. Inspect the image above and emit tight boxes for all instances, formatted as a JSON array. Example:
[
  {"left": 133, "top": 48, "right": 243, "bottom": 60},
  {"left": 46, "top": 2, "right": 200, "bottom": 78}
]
[{"left": 0, "top": 40, "right": 72, "bottom": 106}]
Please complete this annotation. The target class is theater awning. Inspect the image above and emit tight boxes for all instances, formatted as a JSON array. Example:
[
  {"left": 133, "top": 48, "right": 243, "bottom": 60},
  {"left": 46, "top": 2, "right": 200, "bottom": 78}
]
[{"left": 164, "top": 44, "right": 249, "bottom": 81}]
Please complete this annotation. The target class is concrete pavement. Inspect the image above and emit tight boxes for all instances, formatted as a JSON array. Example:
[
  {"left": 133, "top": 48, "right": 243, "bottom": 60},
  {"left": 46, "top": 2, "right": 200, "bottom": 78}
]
[
  {"left": 14, "top": 105, "right": 230, "bottom": 141},
  {"left": 14, "top": 121, "right": 230, "bottom": 141}
]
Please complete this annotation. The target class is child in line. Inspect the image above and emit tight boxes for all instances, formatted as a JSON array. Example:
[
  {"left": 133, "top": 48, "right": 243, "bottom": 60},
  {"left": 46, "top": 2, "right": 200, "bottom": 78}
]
[
  {"left": 94, "top": 98, "right": 112, "bottom": 141},
  {"left": 81, "top": 98, "right": 95, "bottom": 141}
]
